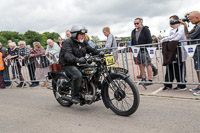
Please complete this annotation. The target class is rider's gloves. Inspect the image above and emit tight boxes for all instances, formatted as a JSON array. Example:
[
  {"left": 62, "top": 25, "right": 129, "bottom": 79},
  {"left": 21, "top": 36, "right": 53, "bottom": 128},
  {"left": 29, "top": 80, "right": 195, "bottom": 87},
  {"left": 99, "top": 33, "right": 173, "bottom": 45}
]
[
  {"left": 99, "top": 51, "right": 105, "bottom": 57},
  {"left": 78, "top": 57, "right": 86, "bottom": 64}
]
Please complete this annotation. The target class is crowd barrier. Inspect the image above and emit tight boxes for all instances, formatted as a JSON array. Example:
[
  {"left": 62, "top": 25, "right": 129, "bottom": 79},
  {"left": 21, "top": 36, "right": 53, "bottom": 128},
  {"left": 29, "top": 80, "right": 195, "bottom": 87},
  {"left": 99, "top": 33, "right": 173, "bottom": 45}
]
[
  {"left": 101, "top": 39, "right": 200, "bottom": 88},
  {"left": 3, "top": 55, "right": 53, "bottom": 88},
  {"left": 3, "top": 39, "right": 200, "bottom": 89}
]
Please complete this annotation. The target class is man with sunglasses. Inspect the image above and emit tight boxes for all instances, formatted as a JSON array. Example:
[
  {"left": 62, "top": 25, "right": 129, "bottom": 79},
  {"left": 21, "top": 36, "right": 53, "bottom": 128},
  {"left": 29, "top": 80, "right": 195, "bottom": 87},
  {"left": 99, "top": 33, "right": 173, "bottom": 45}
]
[
  {"left": 131, "top": 18, "right": 153, "bottom": 85},
  {"left": 59, "top": 25, "right": 102, "bottom": 103}
]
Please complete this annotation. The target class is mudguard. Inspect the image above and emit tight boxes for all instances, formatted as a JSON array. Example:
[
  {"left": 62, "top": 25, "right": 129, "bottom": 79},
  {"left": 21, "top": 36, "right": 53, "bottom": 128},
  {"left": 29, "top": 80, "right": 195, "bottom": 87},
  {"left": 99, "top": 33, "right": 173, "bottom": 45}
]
[
  {"left": 48, "top": 71, "right": 69, "bottom": 80},
  {"left": 101, "top": 72, "right": 129, "bottom": 108}
]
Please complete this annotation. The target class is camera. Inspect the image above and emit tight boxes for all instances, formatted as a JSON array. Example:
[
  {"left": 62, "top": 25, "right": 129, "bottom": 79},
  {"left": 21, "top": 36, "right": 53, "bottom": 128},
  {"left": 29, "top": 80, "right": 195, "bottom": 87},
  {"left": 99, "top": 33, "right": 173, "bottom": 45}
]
[{"left": 170, "top": 15, "right": 190, "bottom": 25}]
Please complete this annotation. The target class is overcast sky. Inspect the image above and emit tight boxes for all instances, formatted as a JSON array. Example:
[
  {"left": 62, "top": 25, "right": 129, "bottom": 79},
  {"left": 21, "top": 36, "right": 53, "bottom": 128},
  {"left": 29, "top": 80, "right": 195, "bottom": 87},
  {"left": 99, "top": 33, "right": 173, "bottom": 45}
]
[{"left": 0, "top": 0, "right": 199, "bottom": 40}]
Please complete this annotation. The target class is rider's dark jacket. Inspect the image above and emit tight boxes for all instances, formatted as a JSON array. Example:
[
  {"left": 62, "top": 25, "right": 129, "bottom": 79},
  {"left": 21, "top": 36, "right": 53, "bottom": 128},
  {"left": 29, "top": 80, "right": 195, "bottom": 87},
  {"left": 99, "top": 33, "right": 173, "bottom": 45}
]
[{"left": 59, "top": 38, "right": 100, "bottom": 66}]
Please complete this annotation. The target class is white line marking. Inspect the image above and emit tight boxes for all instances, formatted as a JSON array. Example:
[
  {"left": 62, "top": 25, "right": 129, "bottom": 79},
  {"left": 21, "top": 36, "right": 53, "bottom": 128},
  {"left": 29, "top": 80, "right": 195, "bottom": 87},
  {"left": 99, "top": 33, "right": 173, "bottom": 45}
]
[{"left": 151, "top": 87, "right": 163, "bottom": 95}]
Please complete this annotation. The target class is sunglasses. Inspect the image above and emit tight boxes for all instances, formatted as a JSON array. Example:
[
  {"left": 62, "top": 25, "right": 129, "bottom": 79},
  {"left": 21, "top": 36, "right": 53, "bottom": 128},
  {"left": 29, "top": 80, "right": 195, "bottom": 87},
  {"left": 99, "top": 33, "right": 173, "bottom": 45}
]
[{"left": 134, "top": 23, "right": 139, "bottom": 25}]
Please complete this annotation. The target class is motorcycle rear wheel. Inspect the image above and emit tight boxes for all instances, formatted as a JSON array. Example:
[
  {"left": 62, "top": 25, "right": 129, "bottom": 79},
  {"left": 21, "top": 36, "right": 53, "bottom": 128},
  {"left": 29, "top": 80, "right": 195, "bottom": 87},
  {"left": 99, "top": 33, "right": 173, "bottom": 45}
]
[{"left": 52, "top": 74, "right": 73, "bottom": 107}]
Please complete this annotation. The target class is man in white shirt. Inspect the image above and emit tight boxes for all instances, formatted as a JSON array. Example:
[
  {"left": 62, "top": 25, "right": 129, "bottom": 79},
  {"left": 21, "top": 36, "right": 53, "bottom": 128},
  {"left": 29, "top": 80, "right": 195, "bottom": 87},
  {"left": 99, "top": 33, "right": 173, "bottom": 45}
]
[{"left": 160, "top": 15, "right": 187, "bottom": 91}]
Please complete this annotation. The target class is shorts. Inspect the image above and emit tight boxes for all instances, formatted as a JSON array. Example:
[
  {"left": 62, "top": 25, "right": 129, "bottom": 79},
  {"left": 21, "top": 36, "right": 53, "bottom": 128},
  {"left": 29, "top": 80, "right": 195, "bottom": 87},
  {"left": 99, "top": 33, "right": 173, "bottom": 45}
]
[
  {"left": 193, "top": 53, "right": 200, "bottom": 71},
  {"left": 134, "top": 51, "right": 151, "bottom": 66}
]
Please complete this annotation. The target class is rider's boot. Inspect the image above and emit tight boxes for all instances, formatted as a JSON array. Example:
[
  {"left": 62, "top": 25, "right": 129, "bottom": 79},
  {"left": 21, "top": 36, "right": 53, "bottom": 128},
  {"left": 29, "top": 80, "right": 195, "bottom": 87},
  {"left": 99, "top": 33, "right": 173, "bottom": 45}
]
[{"left": 71, "top": 96, "right": 80, "bottom": 104}]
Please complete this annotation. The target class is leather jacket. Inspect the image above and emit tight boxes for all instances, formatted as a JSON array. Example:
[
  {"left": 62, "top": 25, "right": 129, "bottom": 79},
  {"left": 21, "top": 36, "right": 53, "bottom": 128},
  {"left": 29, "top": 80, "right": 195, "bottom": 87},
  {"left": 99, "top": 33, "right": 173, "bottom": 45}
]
[{"left": 59, "top": 38, "right": 100, "bottom": 66}]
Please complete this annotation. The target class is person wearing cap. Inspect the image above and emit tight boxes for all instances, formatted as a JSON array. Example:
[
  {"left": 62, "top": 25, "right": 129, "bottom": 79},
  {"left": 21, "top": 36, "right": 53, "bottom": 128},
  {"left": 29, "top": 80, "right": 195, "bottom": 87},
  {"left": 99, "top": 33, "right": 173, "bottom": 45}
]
[{"left": 59, "top": 25, "right": 103, "bottom": 103}]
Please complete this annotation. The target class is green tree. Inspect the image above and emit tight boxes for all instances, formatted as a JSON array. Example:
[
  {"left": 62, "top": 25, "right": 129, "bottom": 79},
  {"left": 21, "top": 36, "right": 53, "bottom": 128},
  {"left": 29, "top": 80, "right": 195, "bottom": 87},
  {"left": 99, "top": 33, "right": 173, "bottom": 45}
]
[
  {"left": 24, "top": 30, "right": 42, "bottom": 47},
  {"left": 120, "top": 37, "right": 130, "bottom": 41},
  {"left": 91, "top": 36, "right": 100, "bottom": 44},
  {"left": 0, "top": 31, "right": 25, "bottom": 46},
  {"left": 43, "top": 32, "right": 60, "bottom": 42},
  {"left": 41, "top": 34, "right": 48, "bottom": 48},
  {"left": 0, "top": 35, "right": 7, "bottom": 47}
]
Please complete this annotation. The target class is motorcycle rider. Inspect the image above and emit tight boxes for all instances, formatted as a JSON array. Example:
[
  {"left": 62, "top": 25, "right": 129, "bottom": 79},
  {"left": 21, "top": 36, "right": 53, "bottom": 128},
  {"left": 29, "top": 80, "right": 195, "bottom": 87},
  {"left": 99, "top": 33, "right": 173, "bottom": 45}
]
[{"left": 59, "top": 25, "right": 103, "bottom": 103}]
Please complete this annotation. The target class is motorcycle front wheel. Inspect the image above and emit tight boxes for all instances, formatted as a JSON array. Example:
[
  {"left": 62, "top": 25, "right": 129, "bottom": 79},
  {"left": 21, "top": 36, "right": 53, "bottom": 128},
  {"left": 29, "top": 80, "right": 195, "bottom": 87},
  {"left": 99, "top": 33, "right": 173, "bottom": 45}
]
[
  {"left": 103, "top": 75, "right": 140, "bottom": 116},
  {"left": 52, "top": 74, "right": 73, "bottom": 107}
]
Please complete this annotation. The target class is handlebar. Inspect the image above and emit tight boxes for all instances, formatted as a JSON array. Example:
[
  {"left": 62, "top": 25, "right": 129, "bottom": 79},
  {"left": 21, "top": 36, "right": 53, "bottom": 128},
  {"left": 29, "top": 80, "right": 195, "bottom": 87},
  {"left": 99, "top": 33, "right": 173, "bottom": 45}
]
[{"left": 77, "top": 55, "right": 105, "bottom": 66}]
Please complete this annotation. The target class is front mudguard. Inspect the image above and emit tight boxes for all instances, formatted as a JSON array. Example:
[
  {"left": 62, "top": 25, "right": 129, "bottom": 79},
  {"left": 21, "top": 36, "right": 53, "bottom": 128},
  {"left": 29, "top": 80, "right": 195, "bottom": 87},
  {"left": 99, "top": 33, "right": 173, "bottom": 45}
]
[{"left": 101, "top": 72, "right": 129, "bottom": 108}]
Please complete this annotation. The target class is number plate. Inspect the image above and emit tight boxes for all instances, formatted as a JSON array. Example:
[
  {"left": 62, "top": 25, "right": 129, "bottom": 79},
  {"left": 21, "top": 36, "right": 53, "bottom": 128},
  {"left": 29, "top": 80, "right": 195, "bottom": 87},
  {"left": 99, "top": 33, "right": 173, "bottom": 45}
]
[
  {"left": 105, "top": 54, "right": 115, "bottom": 67},
  {"left": 112, "top": 67, "right": 128, "bottom": 74}
]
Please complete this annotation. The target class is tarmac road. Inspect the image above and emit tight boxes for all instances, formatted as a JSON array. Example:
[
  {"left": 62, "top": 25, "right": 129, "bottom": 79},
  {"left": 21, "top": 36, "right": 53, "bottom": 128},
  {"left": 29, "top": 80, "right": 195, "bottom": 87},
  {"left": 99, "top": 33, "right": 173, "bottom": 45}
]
[{"left": 0, "top": 88, "right": 199, "bottom": 133}]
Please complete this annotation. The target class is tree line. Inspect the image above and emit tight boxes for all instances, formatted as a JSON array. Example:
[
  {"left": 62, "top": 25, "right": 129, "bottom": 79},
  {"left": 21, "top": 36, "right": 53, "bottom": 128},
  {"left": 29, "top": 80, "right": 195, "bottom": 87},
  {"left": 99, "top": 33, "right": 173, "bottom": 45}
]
[
  {"left": 0, "top": 30, "right": 60, "bottom": 48},
  {"left": 0, "top": 30, "right": 133, "bottom": 49}
]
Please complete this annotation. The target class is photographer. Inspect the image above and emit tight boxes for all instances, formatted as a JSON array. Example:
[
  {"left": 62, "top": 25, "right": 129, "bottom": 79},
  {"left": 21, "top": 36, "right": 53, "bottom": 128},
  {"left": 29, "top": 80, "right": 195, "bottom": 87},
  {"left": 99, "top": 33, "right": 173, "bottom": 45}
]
[
  {"left": 160, "top": 15, "right": 187, "bottom": 91},
  {"left": 182, "top": 11, "right": 200, "bottom": 95}
]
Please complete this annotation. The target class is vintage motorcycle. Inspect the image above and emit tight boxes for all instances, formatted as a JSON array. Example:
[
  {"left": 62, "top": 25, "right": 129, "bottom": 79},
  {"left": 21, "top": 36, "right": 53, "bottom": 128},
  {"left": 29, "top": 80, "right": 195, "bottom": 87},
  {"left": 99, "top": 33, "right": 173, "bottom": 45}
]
[{"left": 48, "top": 54, "right": 140, "bottom": 116}]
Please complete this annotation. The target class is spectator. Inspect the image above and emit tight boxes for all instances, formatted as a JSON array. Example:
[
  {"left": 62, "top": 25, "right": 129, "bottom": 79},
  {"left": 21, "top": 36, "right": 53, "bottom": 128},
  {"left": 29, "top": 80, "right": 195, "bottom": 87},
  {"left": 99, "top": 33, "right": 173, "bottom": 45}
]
[
  {"left": 66, "top": 30, "right": 71, "bottom": 39},
  {"left": 160, "top": 15, "right": 188, "bottom": 91},
  {"left": 131, "top": 18, "right": 153, "bottom": 85},
  {"left": 46, "top": 39, "right": 60, "bottom": 64},
  {"left": 0, "top": 52, "right": 5, "bottom": 89},
  {"left": 85, "top": 34, "right": 94, "bottom": 48},
  {"left": 31, "top": 42, "right": 49, "bottom": 87},
  {"left": 18, "top": 41, "right": 30, "bottom": 87},
  {"left": 102, "top": 27, "right": 117, "bottom": 61},
  {"left": 0, "top": 42, "right": 11, "bottom": 87},
  {"left": 57, "top": 37, "right": 63, "bottom": 48},
  {"left": 7, "top": 42, "right": 25, "bottom": 87},
  {"left": 28, "top": 46, "right": 39, "bottom": 87},
  {"left": 182, "top": 11, "right": 200, "bottom": 95},
  {"left": 7, "top": 40, "right": 12, "bottom": 55}
]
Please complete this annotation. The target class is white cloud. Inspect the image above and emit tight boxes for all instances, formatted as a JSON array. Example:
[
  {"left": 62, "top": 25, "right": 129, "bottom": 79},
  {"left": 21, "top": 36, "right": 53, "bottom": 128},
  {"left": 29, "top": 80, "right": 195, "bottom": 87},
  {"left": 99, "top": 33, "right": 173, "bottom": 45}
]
[{"left": 0, "top": 0, "right": 199, "bottom": 40}]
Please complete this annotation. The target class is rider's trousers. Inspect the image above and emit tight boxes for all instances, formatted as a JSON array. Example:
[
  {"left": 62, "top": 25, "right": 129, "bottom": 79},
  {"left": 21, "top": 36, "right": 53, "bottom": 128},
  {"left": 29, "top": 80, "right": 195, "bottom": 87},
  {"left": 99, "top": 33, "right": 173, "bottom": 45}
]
[{"left": 62, "top": 66, "right": 82, "bottom": 97}]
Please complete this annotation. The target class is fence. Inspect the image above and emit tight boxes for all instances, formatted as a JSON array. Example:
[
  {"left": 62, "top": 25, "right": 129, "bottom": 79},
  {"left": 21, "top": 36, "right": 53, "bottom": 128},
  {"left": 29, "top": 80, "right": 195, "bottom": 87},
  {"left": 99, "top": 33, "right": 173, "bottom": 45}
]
[
  {"left": 101, "top": 39, "right": 200, "bottom": 89},
  {"left": 3, "top": 39, "right": 200, "bottom": 89},
  {"left": 3, "top": 55, "right": 53, "bottom": 88}
]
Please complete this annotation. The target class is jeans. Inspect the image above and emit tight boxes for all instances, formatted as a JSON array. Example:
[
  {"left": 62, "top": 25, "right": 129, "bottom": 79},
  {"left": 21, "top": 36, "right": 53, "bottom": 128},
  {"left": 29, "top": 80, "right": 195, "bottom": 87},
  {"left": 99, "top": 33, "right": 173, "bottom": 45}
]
[{"left": 62, "top": 66, "right": 82, "bottom": 97}]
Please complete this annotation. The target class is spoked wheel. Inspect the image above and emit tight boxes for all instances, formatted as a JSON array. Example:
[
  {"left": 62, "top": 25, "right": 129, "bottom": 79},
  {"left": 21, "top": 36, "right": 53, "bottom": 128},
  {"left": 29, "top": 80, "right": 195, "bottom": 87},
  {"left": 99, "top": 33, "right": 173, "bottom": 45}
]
[
  {"left": 103, "top": 76, "right": 140, "bottom": 116},
  {"left": 52, "top": 75, "right": 73, "bottom": 107}
]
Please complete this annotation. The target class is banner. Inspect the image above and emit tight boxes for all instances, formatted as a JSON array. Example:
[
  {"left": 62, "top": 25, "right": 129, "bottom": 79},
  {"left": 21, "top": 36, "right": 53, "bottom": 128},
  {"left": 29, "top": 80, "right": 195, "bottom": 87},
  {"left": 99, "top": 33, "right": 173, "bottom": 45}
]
[
  {"left": 36, "top": 57, "right": 41, "bottom": 64},
  {"left": 184, "top": 45, "right": 197, "bottom": 57},
  {"left": 131, "top": 46, "right": 140, "bottom": 57},
  {"left": 146, "top": 47, "right": 157, "bottom": 58},
  {"left": 18, "top": 59, "right": 23, "bottom": 66},
  {"left": 55, "top": 53, "right": 59, "bottom": 61}
]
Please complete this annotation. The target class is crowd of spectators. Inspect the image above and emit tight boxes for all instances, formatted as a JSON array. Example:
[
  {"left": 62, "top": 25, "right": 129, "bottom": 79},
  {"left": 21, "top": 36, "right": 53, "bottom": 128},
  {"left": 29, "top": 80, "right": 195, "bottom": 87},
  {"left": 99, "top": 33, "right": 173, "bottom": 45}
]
[{"left": 0, "top": 11, "right": 200, "bottom": 96}]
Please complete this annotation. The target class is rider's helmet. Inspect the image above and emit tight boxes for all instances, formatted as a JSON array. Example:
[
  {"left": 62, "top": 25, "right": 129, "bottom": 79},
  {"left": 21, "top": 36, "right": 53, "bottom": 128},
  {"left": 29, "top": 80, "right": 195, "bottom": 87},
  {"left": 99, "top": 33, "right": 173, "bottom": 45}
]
[{"left": 71, "top": 25, "right": 88, "bottom": 39}]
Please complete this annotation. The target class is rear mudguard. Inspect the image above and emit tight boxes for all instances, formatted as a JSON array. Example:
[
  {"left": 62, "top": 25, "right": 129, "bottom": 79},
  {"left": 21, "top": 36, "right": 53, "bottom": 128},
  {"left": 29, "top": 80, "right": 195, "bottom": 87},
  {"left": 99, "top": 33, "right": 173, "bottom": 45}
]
[
  {"left": 48, "top": 71, "right": 69, "bottom": 84},
  {"left": 101, "top": 72, "right": 129, "bottom": 108}
]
